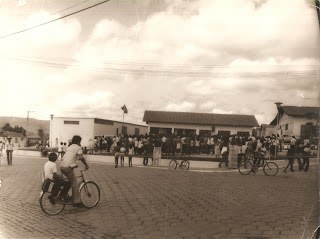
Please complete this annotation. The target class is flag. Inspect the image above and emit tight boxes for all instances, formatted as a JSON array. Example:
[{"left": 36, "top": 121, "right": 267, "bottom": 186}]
[{"left": 121, "top": 104, "right": 128, "bottom": 114}]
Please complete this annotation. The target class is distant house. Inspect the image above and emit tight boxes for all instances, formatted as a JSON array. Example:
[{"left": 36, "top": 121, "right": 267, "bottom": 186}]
[
  {"left": 143, "top": 110, "right": 259, "bottom": 138},
  {"left": 50, "top": 117, "right": 148, "bottom": 148},
  {"left": 270, "top": 105, "right": 320, "bottom": 139},
  {"left": 0, "top": 131, "right": 26, "bottom": 147},
  {"left": 259, "top": 124, "right": 277, "bottom": 137}
]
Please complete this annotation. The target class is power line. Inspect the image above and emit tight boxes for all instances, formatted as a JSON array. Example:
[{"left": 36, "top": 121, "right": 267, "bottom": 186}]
[
  {"left": 52, "top": 0, "right": 90, "bottom": 15},
  {"left": 4, "top": 56, "right": 320, "bottom": 69},
  {"left": 0, "top": 0, "right": 111, "bottom": 39},
  {"left": 4, "top": 57, "right": 319, "bottom": 79}
]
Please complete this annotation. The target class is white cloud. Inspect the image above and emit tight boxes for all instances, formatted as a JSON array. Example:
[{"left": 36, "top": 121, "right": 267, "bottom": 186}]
[
  {"left": 165, "top": 102, "right": 196, "bottom": 112},
  {"left": 0, "top": 0, "right": 318, "bottom": 124}
]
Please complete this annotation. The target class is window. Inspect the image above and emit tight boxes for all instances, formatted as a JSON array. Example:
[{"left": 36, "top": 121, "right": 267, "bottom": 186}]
[
  {"left": 135, "top": 128, "right": 140, "bottom": 136},
  {"left": 122, "top": 126, "right": 127, "bottom": 134},
  {"left": 285, "top": 124, "right": 288, "bottom": 130},
  {"left": 199, "top": 130, "right": 211, "bottom": 137},
  {"left": 217, "top": 131, "right": 231, "bottom": 137},
  {"left": 237, "top": 131, "right": 249, "bottom": 137},
  {"left": 151, "top": 127, "right": 172, "bottom": 135},
  {"left": 174, "top": 128, "right": 196, "bottom": 136},
  {"left": 64, "top": 120, "right": 79, "bottom": 125}
]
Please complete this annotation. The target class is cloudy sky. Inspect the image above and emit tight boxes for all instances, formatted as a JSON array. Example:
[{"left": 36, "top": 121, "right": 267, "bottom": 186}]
[{"left": 0, "top": 0, "right": 319, "bottom": 125}]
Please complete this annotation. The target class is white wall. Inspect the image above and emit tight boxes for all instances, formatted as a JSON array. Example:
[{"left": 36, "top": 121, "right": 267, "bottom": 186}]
[
  {"left": 51, "top": 118, "right": 148, "bottom": 148},
  {"left": 279, "top": 115, "right": 318, "bottom": 137},
  {"left": 147, "top": 122, "right": 253, "bottom": 135},
  {"left": 93, "top": 123, "right": 116, "bottom": 137},
  {"left": 114, "top": 121, "right": 148, "bottom": 136},
  {"left": 51, "top": 118, "right": 94, "bottom": 147}
]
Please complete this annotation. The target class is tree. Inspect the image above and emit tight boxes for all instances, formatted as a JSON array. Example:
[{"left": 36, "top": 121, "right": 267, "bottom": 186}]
[
  {"left": 2, "top": 123, "right": 11, "bottom": 131},
  {"left": 38, "top": 129, "right": 45, "bottom": 145},
  {"left": 2, "top": 123, "right": 26, "bottom": 136}
]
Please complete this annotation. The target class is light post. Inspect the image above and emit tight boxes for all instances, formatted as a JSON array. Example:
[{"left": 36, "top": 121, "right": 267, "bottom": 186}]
[
  {"left": 274, "top": 102, "right": 282, "bottom": 158},
  {"left": 50, "top": 114, "right": 54, "bottom": 148}
]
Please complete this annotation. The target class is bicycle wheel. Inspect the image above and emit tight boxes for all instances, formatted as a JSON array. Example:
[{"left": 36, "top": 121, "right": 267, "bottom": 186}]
[
  {"left": 80, "top": 181, "right": 100, "bottom": 208},
  {"left": 263, "top": 162, "right": 278, "bottom": 176},
  {"left": 169, "top": 160, "right": 177, "bottom": 170},
  {"left": 39, "top": 191, "right": 65, "bottom": 215},
  {"left": 238, "top": 160, "right": 253, "bottom": 175},
  {"left": 180, "top": 160, "right": 190, "bottom": 171}
]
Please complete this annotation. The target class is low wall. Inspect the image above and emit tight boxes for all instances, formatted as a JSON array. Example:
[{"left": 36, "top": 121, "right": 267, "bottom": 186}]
[
  {"left": 14, "top": 150, "right": 42, "bottom": 157},
  {"left": 85, "top": 154, "right": 218, "bottom": 169},
  {"left": 12, "top": 150, "right": 219, "bottom": 169}
]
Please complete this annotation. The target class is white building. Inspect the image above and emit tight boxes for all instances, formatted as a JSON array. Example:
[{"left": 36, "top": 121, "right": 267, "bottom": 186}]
[
  {"left": 270, "top": 105, "right": 320, "bottom": 138},
  {"left": 50, "top": 117, "right": 148, "bottom": 147},
  {"left": 143, "top": 110, "right": 259, "bottom": 138}
]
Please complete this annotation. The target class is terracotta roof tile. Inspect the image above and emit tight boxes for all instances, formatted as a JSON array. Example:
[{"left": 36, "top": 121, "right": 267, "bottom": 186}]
[
  {"left": 143, "top": 111, "right": 259, "bottom": 127},
  {"left": 281, "top": 106, "right": 320, "bottom": 116}
]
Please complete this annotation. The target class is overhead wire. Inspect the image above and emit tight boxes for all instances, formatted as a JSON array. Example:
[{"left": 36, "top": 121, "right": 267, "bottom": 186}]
[
  {"left": 52, "top": 0, "right": 90, "bottom": 15},
  {"left": 4, "top": 57, "right": 318, "bottom": 79},
  {"left": 0, "top": 0, "right": 111, "bottom": 39}
]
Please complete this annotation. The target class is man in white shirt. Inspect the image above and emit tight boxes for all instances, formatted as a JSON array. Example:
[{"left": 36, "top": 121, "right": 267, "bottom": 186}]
[
  {"left": 60, "top": 135, "right": 89, "bottom": 207},
  {"left": 5, "top": 138, "right": 14, "bottom": 165}
]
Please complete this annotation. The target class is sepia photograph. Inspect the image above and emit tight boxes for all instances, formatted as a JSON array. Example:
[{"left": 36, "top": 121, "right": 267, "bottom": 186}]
[{"left": 0, "top": 0, "right": 319, "bottom": 238}]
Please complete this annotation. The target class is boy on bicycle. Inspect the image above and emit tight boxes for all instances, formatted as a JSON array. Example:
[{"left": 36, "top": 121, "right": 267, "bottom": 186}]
[{"left": 43, "top": 152, "right": 71, "bottom": 204}]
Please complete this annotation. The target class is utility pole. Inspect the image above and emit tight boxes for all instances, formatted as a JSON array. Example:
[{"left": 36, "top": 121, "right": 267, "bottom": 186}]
[
  {"left": 274, "top": 102, "right": 282, "bottom": 159},
  {"left": 26, "top": 110, "right": 34, "bottom": 136}
]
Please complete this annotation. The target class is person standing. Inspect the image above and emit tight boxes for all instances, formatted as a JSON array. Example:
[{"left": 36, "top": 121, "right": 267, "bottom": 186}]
[
  {"left": 214, "top": 137, "right": 221, "bottom": 159},
  {"left": 128, "top": 144, "right": 134, "bottom": 167},
  {"left": 0, "top": 141, "right": 3, "bottom": 159},
  {"left": 153, "top": 135, "right": 162, "bottom": 166},
  {"left": 5, "top": 138, "right": 14, "bottom": 166},
  {"left": 120, "top": 144, "right": 126, "bottom": 167},
  {"left": 114, "top": 142, "right": 121, "bottom": 168},
  {"left": 301, "top": 142, "right": 311, "bottom": 172},
  {"left": 57, "top": 142, "right": 64, "bottom": 159},
  {"left": 219, "top": 137, "right": 229, "bottom": 167},
  {"left": 228, "top": 136, "right": 238, "bottom": 169},
  {"left": 60, "top": 135, "right": 89, "bottom": 207}
]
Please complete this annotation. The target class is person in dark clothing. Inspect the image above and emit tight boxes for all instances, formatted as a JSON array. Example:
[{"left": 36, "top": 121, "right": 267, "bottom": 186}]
[
  {"left": 301, "top": 143, "right": 311, "bottom": 172},
  {"left": 283, "top": 145, "right": 296, "bottom": 173},
  {"left": 143, "top": 147, "right": 149, "bottom": 166},
  {"left": 219, "top": 138, "right": 229, "bottom": 167}
]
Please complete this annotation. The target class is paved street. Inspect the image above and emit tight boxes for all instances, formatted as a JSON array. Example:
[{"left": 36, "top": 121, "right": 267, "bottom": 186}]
[{"left": 0, "top": 155, "right": 318, "bottom": 239}]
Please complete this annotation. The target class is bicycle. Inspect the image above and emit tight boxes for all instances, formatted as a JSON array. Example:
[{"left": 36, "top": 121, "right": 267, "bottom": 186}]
[
  {"left": 238, "top": 153, "right": 278, "bottom": 176},
  {"left": 168, "top": 158, "right": 190, "bottom": 171},
  {"left": 39, "top": 169, "right": 100, "bottom": 215}
]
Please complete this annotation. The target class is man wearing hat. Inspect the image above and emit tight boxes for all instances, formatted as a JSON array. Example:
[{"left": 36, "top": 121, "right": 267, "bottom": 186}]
[{"left": 5, "top": 137, "right": 14, "bottom": 165}]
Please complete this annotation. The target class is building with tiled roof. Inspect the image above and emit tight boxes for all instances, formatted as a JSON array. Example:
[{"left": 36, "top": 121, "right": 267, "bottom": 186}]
[
  {"left": 270, "top": 105, "right": 320, "bottom": 138},
  {"left": 143, "top": 110, "right": 259, "bottom": 137}
]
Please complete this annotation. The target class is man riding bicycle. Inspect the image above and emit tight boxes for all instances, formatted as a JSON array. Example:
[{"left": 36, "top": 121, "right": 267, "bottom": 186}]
[{"left": 60, "top": 135, "right": 89, "bottom": 208}]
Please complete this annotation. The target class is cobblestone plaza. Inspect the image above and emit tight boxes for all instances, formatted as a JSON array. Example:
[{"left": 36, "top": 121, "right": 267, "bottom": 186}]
[{"left": 0, "top": 156, "right": 318, "bottom": 239}]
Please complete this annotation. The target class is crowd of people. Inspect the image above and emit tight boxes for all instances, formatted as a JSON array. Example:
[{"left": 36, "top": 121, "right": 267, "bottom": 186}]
[{"left": 90, "top": 133, "right": 313, "bottom": 171}]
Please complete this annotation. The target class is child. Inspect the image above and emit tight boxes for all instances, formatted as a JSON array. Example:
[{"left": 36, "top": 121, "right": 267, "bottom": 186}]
[
  {"left": 43, "top": 152, "right": 71, "bottom": 204},
  {"left": 128, "top": 144, "right": 134, "bottom": 167},
  {"left": 120, "top": 144, "right": 126, "bottom": 167}
]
